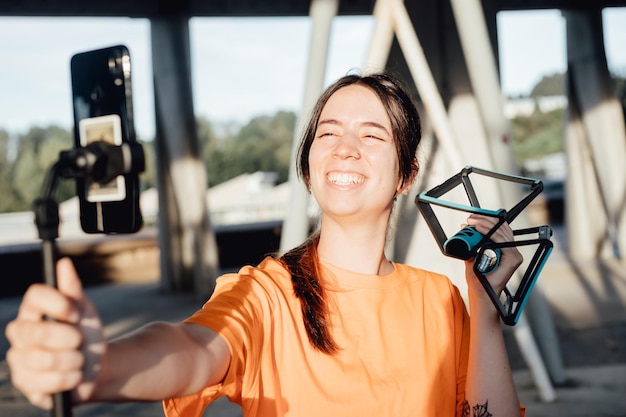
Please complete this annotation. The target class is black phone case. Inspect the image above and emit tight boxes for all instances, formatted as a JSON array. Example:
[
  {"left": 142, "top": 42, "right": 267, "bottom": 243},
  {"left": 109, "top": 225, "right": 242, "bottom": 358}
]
[{"left": 70, "top": 45, "right": 142, "bottom": 234}]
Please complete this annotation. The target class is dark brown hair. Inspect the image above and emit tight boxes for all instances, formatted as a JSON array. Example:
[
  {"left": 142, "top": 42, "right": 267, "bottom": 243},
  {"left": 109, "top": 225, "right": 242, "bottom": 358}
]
[{"left": 280, "top": 73, "right": 422, "bottom": 353}]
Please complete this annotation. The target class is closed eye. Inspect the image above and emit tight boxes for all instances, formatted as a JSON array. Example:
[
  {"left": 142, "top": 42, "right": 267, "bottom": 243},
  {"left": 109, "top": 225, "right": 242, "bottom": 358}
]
[
  {"left": 362, "top": 131, "right": 391, "bottom": 142},
  {"left": 317, "top": 131, "right": 337, "bottom": 139},
  {"left": 316, "top": 118, "right": 343, "bottom": 139},
  {"left": 361, "top": 122, "right": 391, "bottom": 142}
]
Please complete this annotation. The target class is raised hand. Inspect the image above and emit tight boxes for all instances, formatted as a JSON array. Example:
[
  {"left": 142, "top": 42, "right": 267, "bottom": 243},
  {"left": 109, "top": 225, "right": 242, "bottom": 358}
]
[
  {"left": 463, "top": 214, "right": 523, "bottom": 318},
  {"left": 5, "top": 258, "right": 106, "bottom": 409}
]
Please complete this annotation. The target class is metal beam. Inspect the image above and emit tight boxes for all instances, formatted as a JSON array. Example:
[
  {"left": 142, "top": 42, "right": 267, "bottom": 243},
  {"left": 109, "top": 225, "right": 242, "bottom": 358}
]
[
  {"left": 0, "top": 0, "right": 371, "bottom": 17},
  {"left": 388, "top": 0, "right": 463, "bottom": 168},
  {"left": 495, "top": 0, "right": 626, "bottom": 11},
  {"left": 1, "top": 0, "right": 625, "bottom": 17}
]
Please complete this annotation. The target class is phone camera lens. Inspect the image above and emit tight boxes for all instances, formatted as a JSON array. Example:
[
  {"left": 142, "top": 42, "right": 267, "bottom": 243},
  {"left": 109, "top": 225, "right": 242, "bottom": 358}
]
[{"left": 108, "top": 53, "right": 123, "bottom": 76}]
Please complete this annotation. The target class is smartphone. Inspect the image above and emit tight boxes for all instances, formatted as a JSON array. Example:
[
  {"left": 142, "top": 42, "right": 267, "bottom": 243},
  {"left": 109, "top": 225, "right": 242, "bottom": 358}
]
[{"left": 70, "top": 45, "right": 143, "bottom": 233}]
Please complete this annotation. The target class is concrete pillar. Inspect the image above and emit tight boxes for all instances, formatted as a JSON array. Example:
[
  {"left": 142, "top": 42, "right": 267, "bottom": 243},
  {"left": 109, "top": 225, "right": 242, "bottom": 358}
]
[
  {"left": 564, "top": 87, "right": 607, "bottom": 258},
  {"left": 279, "top": 0, "right": 339, "bottom": 254},
  {"left": 564, "top": 9, "right": 626, "bottom": 260},
  {"left": 151, "top": 17, "right": 219, "bottom": 296}
]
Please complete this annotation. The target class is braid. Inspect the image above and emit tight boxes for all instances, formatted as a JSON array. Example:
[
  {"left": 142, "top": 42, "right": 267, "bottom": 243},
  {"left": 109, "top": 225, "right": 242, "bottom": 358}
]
[{"left": 279, "top": 232, "right": 339, "bottom": 354}]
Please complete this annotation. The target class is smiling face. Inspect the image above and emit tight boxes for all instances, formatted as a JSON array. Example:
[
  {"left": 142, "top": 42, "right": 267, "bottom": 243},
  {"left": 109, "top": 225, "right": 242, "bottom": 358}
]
[{"left": 308, "top": 84, "right": 404, "bottom": 221}]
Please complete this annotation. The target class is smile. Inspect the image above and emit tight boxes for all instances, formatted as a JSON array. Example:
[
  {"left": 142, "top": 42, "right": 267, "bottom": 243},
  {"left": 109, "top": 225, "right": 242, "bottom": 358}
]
[{"left": 327, "top": 172, "right": 365, "bottom": 185}]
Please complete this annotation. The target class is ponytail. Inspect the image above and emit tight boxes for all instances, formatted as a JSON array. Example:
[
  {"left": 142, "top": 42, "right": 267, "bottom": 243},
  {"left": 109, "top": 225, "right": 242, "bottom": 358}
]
[{"left": 279, "top": 232, "right": 339, "bottom": 354}]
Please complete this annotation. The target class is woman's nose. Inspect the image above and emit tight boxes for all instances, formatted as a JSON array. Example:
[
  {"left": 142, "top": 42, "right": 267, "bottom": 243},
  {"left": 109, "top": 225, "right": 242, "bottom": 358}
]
[{"left": 333, "top": 134, "right": 361, "bottom": 159}]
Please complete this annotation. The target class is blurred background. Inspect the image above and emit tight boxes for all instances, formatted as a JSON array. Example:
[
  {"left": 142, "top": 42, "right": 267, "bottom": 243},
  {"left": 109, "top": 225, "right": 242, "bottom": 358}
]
[
  {"left": 0, "top": 1, "right": 625, "bottom": 416},
  {"left": 0, "top": 8, "right": 623, "bottom": 222}
]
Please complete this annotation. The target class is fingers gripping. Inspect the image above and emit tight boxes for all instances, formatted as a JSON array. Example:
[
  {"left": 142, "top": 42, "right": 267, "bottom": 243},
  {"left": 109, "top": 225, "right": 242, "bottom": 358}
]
[{"left": 4, "top": 257, "right": 103, "bottom": 410}]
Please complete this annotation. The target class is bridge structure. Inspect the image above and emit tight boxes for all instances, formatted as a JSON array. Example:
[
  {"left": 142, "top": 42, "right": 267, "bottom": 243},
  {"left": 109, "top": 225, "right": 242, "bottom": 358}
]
[{"left": 2, "top": 0, "right": 626, "bottom": 404}]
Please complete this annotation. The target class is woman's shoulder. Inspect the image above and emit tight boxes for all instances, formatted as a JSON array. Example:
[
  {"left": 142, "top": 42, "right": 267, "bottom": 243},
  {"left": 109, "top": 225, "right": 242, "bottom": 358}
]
[
  {"left": 393, "top": 263, "right": 466, "bottom": 312},
  {"left": 394, "top": 262, "right": 451, "bottom": 281},
  {"left": 238, "top": 256, "right": 291, "bottom": 283},
  {"left": 393, "top": 262, "right": 460, "bottom": 292},
  {"left": 215, "top": 256, "right": 293, "bottom": 297}
]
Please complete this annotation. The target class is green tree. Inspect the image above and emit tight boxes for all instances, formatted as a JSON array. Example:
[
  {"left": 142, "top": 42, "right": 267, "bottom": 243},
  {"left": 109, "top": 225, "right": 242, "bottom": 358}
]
[
  {"left": 510, "top": 72, "right": 565, "bottom": 165},
  {"left": 232, "top": 111, "right": 294, "bottom": 182},
  {"left": 530, "top": 73, "right": 565, "bottom": 97},
  {"left": 0, "top": 125, "right": 157, "bottom": 213},
  {"left": 139, "top": 139, "right": 156, "bottom": 191},
  {"left": 198, "top": 116, "right": 227, "bottom": 186},
  {"left": 200, "top": 111, "right": 295, "bottom": 187},
  {"left": 0, "top": 129, "right": 8, "bottom": 163},
  {"left": 510, "top": 71, "right": 625, "bottom": 165},
  {"left": 510, "top": 108, "right": 565, "bottom": 163},
  {"left": 0, "top": 129, "right": 19, "bottom": 212},
  {"left": 11, "top": 126, "right": 74, "bottom": 208}
]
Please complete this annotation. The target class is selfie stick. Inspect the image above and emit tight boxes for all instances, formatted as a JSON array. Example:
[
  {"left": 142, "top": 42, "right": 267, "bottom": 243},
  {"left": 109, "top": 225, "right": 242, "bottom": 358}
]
[{"left": 33, "top": 141, "right": 144, "bottom": 417}]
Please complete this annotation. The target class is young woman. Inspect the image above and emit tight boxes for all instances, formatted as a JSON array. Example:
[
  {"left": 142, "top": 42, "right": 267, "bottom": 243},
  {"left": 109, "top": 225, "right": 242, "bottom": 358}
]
[{"left": 5, "top": 73, "right": 523, "bottom": 417}]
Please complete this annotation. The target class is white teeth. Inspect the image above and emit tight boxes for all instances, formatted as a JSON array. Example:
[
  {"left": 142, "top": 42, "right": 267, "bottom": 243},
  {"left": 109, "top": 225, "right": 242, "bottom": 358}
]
[{"left": 327, "top": 172, "right": 364, "bottom": 185}]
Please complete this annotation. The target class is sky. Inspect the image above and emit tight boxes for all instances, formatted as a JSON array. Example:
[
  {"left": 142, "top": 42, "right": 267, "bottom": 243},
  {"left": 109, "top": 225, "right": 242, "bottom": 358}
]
[{"left": 0, "top": 8, "right": 624, "bottom": 141}]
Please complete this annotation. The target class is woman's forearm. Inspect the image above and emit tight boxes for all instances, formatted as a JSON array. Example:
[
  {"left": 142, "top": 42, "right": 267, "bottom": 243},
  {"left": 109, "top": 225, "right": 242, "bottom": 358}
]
[
  {"left": 464, "top": 299, "right": 521, "bottom": 417},
  {"left": 91, "top": 322, "right": 229, "bottom": 402}
]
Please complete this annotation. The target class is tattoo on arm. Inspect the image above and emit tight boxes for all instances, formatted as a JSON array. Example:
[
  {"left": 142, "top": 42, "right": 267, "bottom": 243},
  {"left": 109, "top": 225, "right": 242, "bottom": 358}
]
[{"left": 462, "top": 400, "right": 492, "bottom": 417}]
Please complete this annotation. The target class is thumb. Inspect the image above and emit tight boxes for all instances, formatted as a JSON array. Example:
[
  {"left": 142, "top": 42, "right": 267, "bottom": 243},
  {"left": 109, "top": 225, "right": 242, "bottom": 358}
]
[{"left": 56, "top": 257, "right": 85, "bottom": 303}]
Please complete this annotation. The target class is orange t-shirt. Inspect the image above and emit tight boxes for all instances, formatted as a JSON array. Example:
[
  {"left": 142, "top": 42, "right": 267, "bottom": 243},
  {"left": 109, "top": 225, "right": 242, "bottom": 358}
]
[{"left": 163, "top": 257, "right": 471, "bottom": 417}]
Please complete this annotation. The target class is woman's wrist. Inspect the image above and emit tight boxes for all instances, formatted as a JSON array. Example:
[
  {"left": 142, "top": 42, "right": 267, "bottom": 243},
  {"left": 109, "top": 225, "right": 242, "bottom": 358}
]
[{"left": 467, "top": 286, "right": 502, "bottom": 325}]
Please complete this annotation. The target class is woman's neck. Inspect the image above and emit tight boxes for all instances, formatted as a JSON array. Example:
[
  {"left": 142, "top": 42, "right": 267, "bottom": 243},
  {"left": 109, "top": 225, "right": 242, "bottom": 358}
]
[{"left": 316, "top": 216, "right": 393, "bottom": 275}]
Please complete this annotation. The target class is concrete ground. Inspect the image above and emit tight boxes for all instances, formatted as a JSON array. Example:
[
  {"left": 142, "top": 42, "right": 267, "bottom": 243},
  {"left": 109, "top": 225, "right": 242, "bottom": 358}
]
[{"left": 1, "top": 228, "right": 625, "bottom": 417}]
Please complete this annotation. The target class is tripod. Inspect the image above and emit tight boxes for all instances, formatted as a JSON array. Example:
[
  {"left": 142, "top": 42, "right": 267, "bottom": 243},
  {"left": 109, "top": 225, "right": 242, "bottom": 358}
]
[
  {"left": 416, "top": 166, "right": 554, "bottom": 326},
  {"left": 33, "top": 141, "right": 144, "bottom": 417}
]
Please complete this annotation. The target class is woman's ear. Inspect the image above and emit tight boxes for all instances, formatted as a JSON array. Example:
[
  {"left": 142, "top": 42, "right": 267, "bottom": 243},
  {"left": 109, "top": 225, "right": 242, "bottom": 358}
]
[{"left": 397, "top": 159, "right": 419, "bottom": 196}]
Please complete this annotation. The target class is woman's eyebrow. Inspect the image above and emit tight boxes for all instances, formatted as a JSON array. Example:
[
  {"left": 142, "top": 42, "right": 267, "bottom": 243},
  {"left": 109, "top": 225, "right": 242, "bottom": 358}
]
[
  {"left": 362, "top": 121, "right": 391, "bottom": 135},
  {"left": 318, "top": 119, "right": 390, "bottom": 135},
  {"left": 317, "top": 118, "right": 341, "bottom": 127}
]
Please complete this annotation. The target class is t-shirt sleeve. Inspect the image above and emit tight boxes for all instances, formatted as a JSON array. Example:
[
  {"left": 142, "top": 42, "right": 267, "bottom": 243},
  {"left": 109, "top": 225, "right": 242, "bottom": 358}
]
[
  {"left": 449, "top": 281, "right": 471, "bottom": 417},
  {"left": 163, "top": 272, "right": 271, "bottom": 417}
]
